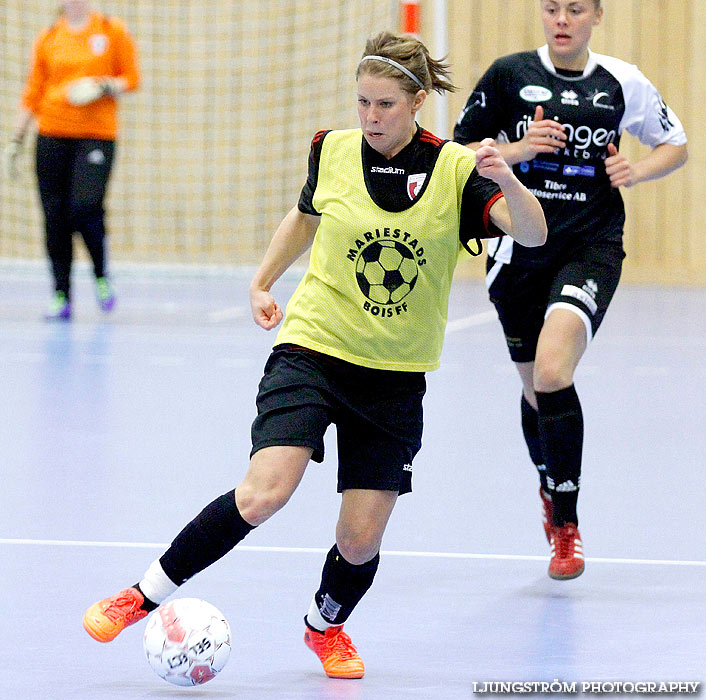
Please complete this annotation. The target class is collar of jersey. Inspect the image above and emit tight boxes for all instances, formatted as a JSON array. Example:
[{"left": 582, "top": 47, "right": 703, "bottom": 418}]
[
  {"left": 537, "top": 44, "right": 598, "bottom": 80},
  {"left": 363, "top": 123, "right": 422, "bottom": 166}
]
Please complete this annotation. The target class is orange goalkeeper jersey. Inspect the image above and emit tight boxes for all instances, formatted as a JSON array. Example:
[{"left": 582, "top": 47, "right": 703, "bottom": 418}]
[{"left": 22, "top": 12, "right": 140, "bottom": 140}]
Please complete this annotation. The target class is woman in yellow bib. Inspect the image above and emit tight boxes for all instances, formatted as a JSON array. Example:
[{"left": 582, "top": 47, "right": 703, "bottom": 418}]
[{"left": 83, "top": 32, "right": 546, "bottom": 679}]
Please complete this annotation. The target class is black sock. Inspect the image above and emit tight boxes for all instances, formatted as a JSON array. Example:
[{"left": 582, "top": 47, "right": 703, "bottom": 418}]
[
  {"left": 536, "top": 385, "right": 583, "bottom": 526},
  {"left": 313, "top": 545, "right": 380, "bottom": 625},
  {"left": 159, "top": 490, "right": 256, "bottom": 585},
  {"left": 521, "top": 394, "right": 548, "bottom": 492},
  {"left": 133, "top": 583, "right": 159, "bottom": 611}
]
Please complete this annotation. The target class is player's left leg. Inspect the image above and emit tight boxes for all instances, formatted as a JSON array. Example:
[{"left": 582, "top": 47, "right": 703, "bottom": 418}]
[
  {"left": 533, "top": 307, "right": 587, "bottom": 579},
  {"left": 534, "top": 306, "right": 587, "bottom": 520},
  {"left": 303, "top": 363, "right": 422, "bottom": 679},
  {"left": 535, "top": 244, "right": 624, "bottom": 579},
  {"left": 304, "top": 488, "right": 397, "bottom": 679},
  {"left": 70, "top": 139, "right": 116, "bottom": 312},
  {"left": 36, "top": 135, "right": 73, "bottom": 319}
]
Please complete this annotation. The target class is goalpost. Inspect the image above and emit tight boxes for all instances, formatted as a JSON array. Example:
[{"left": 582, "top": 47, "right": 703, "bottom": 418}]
[{"left": 401, "top": 0, "right": 450, "bottom": 139}]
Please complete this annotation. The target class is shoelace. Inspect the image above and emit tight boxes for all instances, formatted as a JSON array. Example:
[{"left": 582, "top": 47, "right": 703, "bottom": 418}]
[
  {"left": 553, "top": 527, "right": 578, "bottom": 559},
  {"left": 325, "top": 630, "right": 358, "bottom": 660},
  {"left": 103, "top": 592, "right": 142, "bottom": 623}
]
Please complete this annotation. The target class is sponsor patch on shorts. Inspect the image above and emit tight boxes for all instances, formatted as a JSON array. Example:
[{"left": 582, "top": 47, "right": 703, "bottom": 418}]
[{"left": 560, "top": 284, "right": 598, "bottom": 314}]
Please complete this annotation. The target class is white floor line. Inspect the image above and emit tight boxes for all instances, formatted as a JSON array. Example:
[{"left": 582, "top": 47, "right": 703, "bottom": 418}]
[
  {"left": 208, "top": 307, "right": 246, "bottom": 322},
  {"left": 1, "top": 538, "right": 704, "bottom": 567},
  {"left": 445, "top": 310, "right": 497, "bottom": 333}
]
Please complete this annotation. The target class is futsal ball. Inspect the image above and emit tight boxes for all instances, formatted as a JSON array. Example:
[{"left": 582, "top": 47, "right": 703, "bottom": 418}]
[
  {"left": 143, "top": 598, "right": 231, "bottom": 686},
  {"left": 356, "top": 239, "right": 419, "bottom": 304}
]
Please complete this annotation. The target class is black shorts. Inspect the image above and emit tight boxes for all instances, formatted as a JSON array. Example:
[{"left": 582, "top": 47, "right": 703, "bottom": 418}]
[
  {"left": 485, "top": 242, "right": 625, "bottom": 363},
  {"left": 250, "top": 344, "right": 426, "bottom": 495}
]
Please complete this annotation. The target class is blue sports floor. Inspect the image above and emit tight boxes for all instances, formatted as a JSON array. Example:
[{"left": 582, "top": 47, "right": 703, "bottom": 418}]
[{"left": 1, "top": 262, "right": 705, "bottom": 699}]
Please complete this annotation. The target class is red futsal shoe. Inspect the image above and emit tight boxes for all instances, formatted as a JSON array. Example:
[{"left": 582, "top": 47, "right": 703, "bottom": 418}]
[
  {"left": 304, "top": 624, "right": 365, "bottom": 679},
  {"left": 548, "top": 523, "right": 585, "bottom": 580},
  {"left": 83, "top": 587, "right": 149, "bottom": 642}
]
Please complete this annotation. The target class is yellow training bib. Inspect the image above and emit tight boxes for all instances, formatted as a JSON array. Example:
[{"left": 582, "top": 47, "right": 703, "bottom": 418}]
[{"left": 276, "top": 129, "right": 476, "bottom": 371}]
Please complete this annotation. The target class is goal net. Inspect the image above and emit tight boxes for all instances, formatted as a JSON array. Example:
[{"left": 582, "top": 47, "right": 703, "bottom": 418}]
[{"left": 0, "top": 0, "right": 398, "bottom": 267}]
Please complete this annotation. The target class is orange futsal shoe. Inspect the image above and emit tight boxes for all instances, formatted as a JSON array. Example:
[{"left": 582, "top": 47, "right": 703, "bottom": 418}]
[
  {"left": 539, "top": 488, "right": 554, "bottom": 543},
  {"left": 83, "top": 587, "right": 149, "bottom": 642},
  {"left": 548, "top": 523, "right": 585, "bottom": 580},
  {"left": 304, "top": 624, "right": 365, "bottom": 679}
]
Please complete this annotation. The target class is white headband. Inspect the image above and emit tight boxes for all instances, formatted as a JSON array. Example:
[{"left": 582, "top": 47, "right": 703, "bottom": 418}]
[{"left": 360, "top": 55, "right": 425, "bottom": 90}]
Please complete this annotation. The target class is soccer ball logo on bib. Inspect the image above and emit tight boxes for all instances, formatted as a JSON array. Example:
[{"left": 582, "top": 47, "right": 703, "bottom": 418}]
[{"left": 355, "top": 240, "right": 418, "bottom": 305}]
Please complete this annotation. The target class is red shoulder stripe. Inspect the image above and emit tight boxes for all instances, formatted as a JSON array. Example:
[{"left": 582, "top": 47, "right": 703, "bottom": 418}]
[
  {"left": 483, "top": 192, "right": 505, "bottom": 234},
  {"left": 419, "top": 129, "right": 443, "bottom": 145}
]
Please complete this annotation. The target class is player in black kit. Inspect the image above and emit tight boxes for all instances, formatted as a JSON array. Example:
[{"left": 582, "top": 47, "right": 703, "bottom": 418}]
[{"left": 454, "top": 0, "right": 687, "bottom": 579}]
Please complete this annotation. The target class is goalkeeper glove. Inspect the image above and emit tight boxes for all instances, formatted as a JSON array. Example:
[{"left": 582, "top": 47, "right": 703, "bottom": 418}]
[{"left": 66, "top": 77, "right": 120, "bottom": 106}]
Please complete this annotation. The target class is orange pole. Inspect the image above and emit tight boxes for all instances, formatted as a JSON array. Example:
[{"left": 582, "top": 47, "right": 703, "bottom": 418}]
[{"left": 400, "top": 0, "right": 420, "bottom": 36}]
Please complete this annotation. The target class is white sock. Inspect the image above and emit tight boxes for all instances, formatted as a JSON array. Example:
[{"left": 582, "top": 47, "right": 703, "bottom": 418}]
[
  {"left": 306, "top": 597, "right": 339, "bottom": 633},
  {"left": 138, "top": 559, "right": 179, "bottom": 604}
]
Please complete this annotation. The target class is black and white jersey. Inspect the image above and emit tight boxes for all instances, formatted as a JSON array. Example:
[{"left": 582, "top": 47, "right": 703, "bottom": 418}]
[{"left": 454, "top": 45, "right": 687, "bottom": 267}]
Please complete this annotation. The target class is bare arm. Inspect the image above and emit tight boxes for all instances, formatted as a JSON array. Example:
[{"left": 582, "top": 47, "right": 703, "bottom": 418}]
[
  {"left": 604, "top": 142, "right": 688, "bottom": 189},
  {"left": 475, "top": 138, "right": 547, "bottom": 248},
  {"left": 249, "top": 206, "right": 320, "bottom": 330}
]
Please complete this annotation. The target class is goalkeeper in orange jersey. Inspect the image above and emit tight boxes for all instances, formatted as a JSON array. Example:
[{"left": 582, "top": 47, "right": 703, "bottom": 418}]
[{"left": 4, "top": 0, "right": 139, "bottom": 320}]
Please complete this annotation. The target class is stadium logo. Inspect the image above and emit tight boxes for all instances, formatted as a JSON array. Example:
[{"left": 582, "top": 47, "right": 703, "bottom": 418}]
[
  {"left": 371, "top": 166, "right": 405, "bottom": 174},
  {"left": 355, "top": 240, "right": 419, "bottom": 313}
]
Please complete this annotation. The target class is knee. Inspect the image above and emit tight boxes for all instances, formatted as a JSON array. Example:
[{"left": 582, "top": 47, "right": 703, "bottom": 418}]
[
  {"left": 336, "top": 530, "right": 380, "bottom": 566},
  {"left": 42, "top": 201, "right": 69, "bottom": 237},
  {"left": 533, "top": 353, "right": 573, "bottom": 394},
  {"left": 69, "top": 200, "right": 103, "bottom": 229},
  {"left": 234, "top": 481, "right": 291, "bottom": 526}
]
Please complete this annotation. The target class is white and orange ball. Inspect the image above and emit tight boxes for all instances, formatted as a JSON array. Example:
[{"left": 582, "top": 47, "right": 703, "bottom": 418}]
[{"left": 143, "top": 598, "right": 231, "bottom": 686}]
